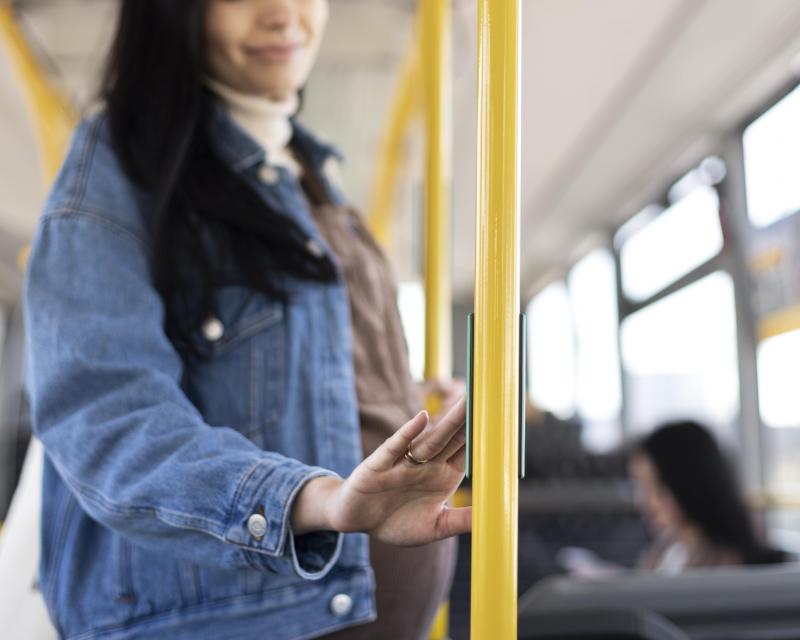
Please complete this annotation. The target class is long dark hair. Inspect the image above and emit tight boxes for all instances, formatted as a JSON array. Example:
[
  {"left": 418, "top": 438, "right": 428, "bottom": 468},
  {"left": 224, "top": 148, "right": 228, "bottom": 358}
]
[
  {"left": 635, "top": 421, "right": 783, "bottom": 565},
  {"left": 101, "top": 0, "right": 337, "bottom": 354}
]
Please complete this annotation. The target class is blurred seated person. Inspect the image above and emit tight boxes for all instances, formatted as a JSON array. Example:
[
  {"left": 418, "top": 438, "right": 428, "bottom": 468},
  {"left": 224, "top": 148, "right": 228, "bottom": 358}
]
[{"left": 630, "top": 421, "right": 785, "bottom": 573}]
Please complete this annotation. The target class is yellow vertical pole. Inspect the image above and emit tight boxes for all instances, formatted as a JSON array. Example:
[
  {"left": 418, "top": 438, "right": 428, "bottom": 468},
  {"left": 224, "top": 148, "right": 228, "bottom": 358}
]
[
  {"left": 471, "top": 0, "right": 520, "bottom": 638},
  {"left": 421, "top": 0, "right": 452, "bottom": 397},
  {"left": 421, "top": 2, "right": 452, "bottom": 638}
]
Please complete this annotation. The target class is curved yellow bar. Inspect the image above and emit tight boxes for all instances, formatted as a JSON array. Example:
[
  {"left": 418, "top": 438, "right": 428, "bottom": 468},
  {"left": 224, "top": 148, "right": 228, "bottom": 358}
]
[
  {"left": 0, "top": 4, "right": 75, "bottom": 185},
  {"left": 367, "top": 40, "right": 420, "bottom": 249},
  {"left": 471, "top": 0, "right": 521, "bottom": 638},
  {"left": 0, "top": 4, "right": 76, "bottom": 273}
]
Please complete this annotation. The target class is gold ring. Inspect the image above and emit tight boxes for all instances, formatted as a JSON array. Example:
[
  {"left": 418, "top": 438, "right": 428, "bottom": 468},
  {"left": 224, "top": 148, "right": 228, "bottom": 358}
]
[{"left": 404, "top": 443, "right": 429, "bottom": 465}]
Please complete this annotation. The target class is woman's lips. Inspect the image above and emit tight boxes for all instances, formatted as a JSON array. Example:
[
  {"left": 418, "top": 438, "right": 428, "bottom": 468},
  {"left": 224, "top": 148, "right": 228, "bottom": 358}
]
[{"left": 244, "top": 43, "right": 301, "bottom": 63}]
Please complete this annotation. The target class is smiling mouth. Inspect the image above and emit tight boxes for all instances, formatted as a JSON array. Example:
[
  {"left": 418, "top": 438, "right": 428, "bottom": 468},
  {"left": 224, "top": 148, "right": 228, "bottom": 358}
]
[{"left": 243, "top": 43, "right": 302, "bottom": 63}]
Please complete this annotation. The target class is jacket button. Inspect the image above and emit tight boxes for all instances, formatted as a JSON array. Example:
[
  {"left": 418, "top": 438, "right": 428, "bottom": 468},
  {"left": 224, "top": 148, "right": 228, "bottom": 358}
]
[
  {"left": 201, "top": 316, "right": 224, "bottom": 342},
  {"left": 247, "top": 514, "right": 268, "bottom": 539},
  {"left": 258, "top": 165, "right": 280, "bottom": 185},
  {"left": 305, "top": 239, "right": 324, "bottom": 258},
  {"left": 329, "top": 593, "right": 353, "bottom": 617}
]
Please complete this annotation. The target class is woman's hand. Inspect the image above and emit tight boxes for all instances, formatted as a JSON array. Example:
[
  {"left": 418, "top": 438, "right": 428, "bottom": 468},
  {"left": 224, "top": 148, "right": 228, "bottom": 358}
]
[{"left": 291, "top": 397, "right": 470, "bottom": 546}]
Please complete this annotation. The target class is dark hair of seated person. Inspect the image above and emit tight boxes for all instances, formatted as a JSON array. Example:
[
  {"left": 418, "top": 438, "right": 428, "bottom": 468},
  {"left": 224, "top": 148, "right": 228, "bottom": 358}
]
[{"left": 634, "top": 421, "right": 786, "bottom": 566}]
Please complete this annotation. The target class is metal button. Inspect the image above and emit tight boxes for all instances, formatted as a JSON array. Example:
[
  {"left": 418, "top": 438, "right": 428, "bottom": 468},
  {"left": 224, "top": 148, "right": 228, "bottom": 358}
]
[
  {"left": 201, "top": 316, "right": 224, "bottom": 342},
  {"left": 305, "top": 239, "right": 324, "bottom": 258},
  {"left": 329, "top": 593, "right": 353, "bottom": 617},
  {"left": 247, "top": 513, "right": 268, "bottom": 539},
  {"left": 258, "top": 165, "right": 280, "bottom": 185}
]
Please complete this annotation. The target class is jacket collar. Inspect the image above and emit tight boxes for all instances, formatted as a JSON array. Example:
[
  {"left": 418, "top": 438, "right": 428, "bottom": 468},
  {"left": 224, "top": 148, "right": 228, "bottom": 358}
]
[{"left": 208, "top": 98, "right": 344, "bottom": 174}]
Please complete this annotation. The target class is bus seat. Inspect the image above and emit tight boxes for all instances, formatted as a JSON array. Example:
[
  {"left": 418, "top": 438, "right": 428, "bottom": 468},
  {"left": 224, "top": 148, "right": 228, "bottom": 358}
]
[
  {"left": 519, "top": 564, "right": 800, "bottom": 640},
  {"left": 519, "top": 608, "right": 690, "bottom": 640}
]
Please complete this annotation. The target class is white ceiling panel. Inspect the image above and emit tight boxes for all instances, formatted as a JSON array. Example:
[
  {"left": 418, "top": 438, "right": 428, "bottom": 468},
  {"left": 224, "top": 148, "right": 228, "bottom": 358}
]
[{"left": 3, "top": 0, "right": 800, "bottom": 305}]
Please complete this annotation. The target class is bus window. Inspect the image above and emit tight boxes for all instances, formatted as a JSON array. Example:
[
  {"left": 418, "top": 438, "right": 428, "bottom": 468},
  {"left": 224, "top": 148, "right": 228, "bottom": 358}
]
[
  {"left": 620, "top": 271, "right": 740, "bottom": 443},
  {"left": 758, "top": 329, "right": 800, "bottom": 491},
  {"left": 620, "top": 185, "right": 723, "bottom": 302},
  {"left": 744, "top": 84, "right": 800, "bottom": 228},
  {"left": 568, "top": 248, "right": 622, "bottom": 452},
  {"left": 527, "top": 282, "right": 576, "bottom": 421}
]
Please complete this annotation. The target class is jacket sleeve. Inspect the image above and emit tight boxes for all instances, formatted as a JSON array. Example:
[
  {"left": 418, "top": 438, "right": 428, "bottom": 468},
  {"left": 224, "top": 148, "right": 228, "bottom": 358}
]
[{"left": 25, "top": 210, "right": 342, "bottom": 580}]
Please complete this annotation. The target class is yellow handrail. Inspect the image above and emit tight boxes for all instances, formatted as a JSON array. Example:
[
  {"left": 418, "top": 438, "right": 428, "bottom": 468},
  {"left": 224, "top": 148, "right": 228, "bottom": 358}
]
[
  {"left": 420, "top": 0, "right": 453, "bottom": 396},
  {"left": 0, "top": 3, "right": 76, "bottom": 274},
  {"left": 366, "top": 37, "right": 420, "bottom": 249},
  {"left": 420, "top": 3, "right": 453, "bottom": 638},
  {"left": 471, "top": 0, "right": 521, "bottom": 638},
  {"left": 421, "top": 0, "right": 452, "bottom": 395}
]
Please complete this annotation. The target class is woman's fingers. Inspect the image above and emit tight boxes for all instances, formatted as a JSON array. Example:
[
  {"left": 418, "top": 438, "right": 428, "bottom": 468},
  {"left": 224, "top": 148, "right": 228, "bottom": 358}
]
[
  {"left": 435, "top": 505, "right": 472, "bottom": 539},
  {"left": 369, "top": 410, "right": 429, "bottom": 471},
  {"left": 407, "top": 396, "right": 466, "bottom": 462},
  {"left": 447, "top": 442, "right": 466, "bottom": 474},
  {"left": 434, "top": 424, "right": 466, "bottom": 463}
]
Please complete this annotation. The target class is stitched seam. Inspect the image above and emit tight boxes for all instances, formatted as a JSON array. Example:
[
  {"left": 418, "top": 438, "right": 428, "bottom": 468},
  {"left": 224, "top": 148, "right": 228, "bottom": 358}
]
[
  {"left": 210, "top": 306, "right": 283, "bottom": 357},
  {"left": 41, "top": 209, "right": 149, "bottom": 249},
  {"left": 224, "top": 457, "right": 267, "bottom": 534},
  {"left": 232, "top": 150, "right": 265, "bottom": 172},
  {"left": 270, "top": 321, "right": 283, "bottom": 424},
  {"left": 242, "top": 462, "right": 310, "bottom": 556},
  {"left": 292, "top": 613, "right": 378, "bottom": 640},
  {"left": 249, "top": 323, "right": 259, "bottom": 436},
  {"left": 256, "top": 466, "right": 336, "bottom": 558},
  {"left": 66, "top": 575, "right": 346, "bottom": 640},
  {"left": 243, "top": 463, "right": 296, "bottom": 555},
  {"left": 44, "top": 495, "right": 77, "bottom": 607},
  {"left": 64, "top": 118, "right": 102, "bottom": 214},
  {"left": 52, "top": 459, "right": 227, "bottom": 535},
  {"left": 241, "top": 548, "right": 266, "bottom": 571}
]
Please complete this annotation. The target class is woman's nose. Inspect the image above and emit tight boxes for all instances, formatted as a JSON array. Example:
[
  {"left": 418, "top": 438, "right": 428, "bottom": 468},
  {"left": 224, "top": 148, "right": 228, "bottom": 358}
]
[{"left": 255, "top": 0, "right": 297, "bottom": 32}]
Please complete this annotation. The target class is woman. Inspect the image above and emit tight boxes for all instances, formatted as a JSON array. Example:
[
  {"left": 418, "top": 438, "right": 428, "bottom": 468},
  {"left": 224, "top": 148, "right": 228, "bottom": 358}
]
[
  {"left": 630, "top": 421, "right": 783, "bottom": 573},
  {"left": 24, "top": 1, "right": 469, "bottom": 638}
]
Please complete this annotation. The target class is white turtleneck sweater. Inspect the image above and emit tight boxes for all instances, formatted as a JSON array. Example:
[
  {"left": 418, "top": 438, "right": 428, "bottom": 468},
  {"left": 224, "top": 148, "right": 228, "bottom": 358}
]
[{"left": 206, "top": 78, "right": 302, "bottom": 177}]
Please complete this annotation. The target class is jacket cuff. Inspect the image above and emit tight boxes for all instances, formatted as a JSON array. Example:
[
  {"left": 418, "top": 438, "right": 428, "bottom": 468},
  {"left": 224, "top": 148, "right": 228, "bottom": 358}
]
[{"left": 224, "top": 456, "right": 343, "bottom": 579}]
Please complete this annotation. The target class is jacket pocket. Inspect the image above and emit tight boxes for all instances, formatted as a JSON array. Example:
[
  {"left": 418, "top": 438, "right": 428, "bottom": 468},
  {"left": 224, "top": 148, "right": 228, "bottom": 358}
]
[
  {"left": 184, "top": 287, "right": 286, "bottom": 449},
  {"left": 208, "top": 299, "right": 283, "bottom": 357}
]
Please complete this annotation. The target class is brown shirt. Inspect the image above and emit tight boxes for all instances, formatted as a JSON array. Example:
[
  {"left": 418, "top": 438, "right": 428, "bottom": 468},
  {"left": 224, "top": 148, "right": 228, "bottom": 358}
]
[{"left": 301, "top": 172, "right": 457, "bottom": 640}]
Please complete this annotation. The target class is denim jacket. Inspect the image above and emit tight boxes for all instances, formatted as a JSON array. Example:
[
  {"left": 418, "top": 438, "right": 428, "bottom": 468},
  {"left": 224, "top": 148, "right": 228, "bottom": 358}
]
[{"left": 24, "top": 106, "right": 376, "bottom": 639}]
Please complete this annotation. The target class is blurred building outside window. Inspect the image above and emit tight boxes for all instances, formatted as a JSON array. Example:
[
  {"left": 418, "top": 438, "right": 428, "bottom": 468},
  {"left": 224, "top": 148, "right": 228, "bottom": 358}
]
[
  {"left": 620, "top": 271, "right": 740, "bottom": 446},
  {"left": 527, "top": 281, "right": 577, "bottom": 422},
  {"left": 758, "top": 329, "right": 800, "bottom": 493},
  {"left": 568, "top": 249, "right": 623, "bottom": 453},
  {"left": 620, "top": 185, "right": 723, "bottom": 302},
  {"left": 744, "top": 83, "right": 800, "bottom": 229},
  {"left": 526, "top": 251, "right": 623, "bottom": 453}
]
